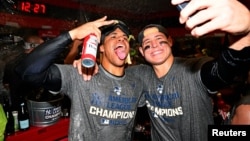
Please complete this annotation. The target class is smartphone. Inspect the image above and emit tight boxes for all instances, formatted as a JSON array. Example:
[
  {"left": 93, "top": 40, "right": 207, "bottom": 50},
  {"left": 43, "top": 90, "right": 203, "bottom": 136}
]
[{"left": 177, "top": 1, "right": 189, "bottom": 11}]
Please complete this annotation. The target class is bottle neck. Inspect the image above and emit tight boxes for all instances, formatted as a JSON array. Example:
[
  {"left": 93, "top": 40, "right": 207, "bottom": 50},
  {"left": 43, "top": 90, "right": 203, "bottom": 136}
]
[{"left": 20, "top": 103, "right": 25, "bottom": 113}]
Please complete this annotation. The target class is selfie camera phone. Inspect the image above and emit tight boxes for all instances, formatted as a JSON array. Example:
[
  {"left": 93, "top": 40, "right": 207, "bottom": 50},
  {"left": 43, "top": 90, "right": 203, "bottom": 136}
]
[{"left": 177, "top": 1, "right": 189, "bottom": 11}]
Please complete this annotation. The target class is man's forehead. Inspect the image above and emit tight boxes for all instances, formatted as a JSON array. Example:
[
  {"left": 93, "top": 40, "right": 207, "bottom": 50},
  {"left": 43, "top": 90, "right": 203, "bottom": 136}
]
[
  {"left": 107, "top": 28, "right": 125, "bottom": 36},
  {"left": 143, "top": 27, "right": 159, "bottom": 37}
]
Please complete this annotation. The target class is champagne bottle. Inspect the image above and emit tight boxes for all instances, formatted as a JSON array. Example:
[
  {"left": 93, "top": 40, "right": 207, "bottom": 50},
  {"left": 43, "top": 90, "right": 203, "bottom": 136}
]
[
  {"left": 18, "top": 102, "right": 30, "bottom": 130},
  {"left": 3, "top": 97, "right": 15, "bottom": 135},
  {"left": 5, "top": 110, "right": 15, "bottom": 135}
]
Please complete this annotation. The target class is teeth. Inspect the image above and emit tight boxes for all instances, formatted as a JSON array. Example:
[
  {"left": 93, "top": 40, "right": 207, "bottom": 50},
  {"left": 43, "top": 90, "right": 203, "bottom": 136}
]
[
  {"left": 151, "top": 50, "right": 162, "bottom": 55},
  {"left": 115, "top": 45, "right": 123, "bottom": 50}
]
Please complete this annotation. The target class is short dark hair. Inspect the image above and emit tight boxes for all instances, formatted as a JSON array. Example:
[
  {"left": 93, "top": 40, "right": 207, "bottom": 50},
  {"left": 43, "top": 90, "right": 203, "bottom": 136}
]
[
  {"left": 230, "top": 94, "right": 250, "bottom": 122},
  {"left": 138, "top": 24, "right": 168, "bottom": 46}
]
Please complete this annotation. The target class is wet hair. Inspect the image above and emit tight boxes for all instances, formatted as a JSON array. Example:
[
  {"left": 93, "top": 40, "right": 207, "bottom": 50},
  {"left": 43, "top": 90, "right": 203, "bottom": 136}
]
[
  {"left": 138, "top": 24, "right": 168, "bottom": 46},
  {"left": 230, "top": 94, "right": 250, "bottom": 122}
]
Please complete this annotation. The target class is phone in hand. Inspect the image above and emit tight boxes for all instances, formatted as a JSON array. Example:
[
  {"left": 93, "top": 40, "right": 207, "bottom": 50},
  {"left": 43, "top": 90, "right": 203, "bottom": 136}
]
[{"left": 177, "top": 1, "right": 189, "bottom": 11}]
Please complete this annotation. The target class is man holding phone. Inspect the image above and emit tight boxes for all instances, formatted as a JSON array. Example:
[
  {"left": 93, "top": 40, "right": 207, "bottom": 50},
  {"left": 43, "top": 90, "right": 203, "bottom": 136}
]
[{"left": 75, "top": 0, "right": 250, "bottom": 140}]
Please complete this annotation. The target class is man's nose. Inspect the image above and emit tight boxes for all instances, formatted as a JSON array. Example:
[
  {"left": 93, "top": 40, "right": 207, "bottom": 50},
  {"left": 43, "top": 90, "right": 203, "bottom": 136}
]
[
  {"left": 117, "top": 36, "right": 124, "bottom": 41},
  {"left": 151, "top": 40, "right": 158, "bottom": 48}
]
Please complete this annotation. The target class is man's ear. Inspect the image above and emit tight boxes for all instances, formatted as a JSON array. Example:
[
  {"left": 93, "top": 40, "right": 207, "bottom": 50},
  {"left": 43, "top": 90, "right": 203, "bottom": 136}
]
[
  {"left": 167, "top": 36, "right": 173, "bottom": 47},
  {"left": 99, "top": 44, "right": 104, "bottom": 52},
  {"left": 138, "top": 46, "right": 145, "bottom": 57}
]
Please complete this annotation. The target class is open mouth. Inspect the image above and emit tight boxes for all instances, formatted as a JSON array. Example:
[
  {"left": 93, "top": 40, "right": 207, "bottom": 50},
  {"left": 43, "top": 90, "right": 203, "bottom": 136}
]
[
  {"left": 114, "top": 45, "right": 126, "bottom": 60},
  {"left": 115, "top": 45, "right": 123, "bottom": 50}
]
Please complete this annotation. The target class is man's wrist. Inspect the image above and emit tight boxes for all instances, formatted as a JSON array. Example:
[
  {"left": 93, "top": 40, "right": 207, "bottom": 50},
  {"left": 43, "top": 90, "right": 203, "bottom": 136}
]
[{"left": 228, "top": 32, "right": 250, "bottom": 50}]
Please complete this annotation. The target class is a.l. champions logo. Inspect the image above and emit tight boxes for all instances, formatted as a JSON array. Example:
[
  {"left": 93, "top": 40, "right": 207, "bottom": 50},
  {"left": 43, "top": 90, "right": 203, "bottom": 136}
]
[{"left": 157, "top": 84, "right": 163, "bottom": 94}]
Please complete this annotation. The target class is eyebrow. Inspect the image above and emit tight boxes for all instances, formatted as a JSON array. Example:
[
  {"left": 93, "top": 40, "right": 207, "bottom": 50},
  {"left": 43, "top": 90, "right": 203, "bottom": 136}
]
[
  {"left": 109, "top": 32, "right": 127, "bottom": 37},
  {"left": 142, "top": 34, "right": 165, "bottom": 45},
  {"left": 155, "top": 34, "right": 165, "bottom": 38}
]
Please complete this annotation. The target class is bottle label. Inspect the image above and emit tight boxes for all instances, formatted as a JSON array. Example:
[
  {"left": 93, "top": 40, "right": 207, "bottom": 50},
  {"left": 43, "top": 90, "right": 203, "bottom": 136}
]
[
  {"left": 19, "top": 119, "right": 29, "bottom": 129},
  {"left": 85, "top": 35, "right": 97, "bottom": 55},
  {"left": 81, "top": 34, "right": 98, "bottom": 68}
]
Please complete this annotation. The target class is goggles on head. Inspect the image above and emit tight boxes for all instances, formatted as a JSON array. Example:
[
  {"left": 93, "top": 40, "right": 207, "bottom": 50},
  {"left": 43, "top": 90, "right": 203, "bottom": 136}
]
[
  {"left": 23, "top": 42, "right": 40, "bottom": 49},
  {"left": 100, "top": 20, "right": 131, "bottom": 44}
]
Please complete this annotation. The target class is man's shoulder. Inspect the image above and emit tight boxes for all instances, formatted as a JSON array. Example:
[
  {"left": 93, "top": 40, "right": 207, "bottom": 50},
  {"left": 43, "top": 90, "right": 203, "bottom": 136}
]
[
  {"left": 126, "top": 64, "right": 152, "bottom": 72},
  {"left": 55, "top": 64, "right": 76, "bottom": 75},
  {"left": 175, "top": 56, "right": 212, "bottom": 68}
]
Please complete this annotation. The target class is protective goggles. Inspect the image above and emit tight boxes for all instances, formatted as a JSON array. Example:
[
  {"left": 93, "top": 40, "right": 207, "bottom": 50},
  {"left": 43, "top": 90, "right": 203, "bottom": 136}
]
[{"left": 23, "top": 42, "right": 40, "bottom": 49}]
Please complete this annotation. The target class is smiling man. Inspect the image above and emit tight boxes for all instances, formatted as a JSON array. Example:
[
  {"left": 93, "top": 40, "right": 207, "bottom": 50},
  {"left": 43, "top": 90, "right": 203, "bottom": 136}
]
[
  {"left": 15, "top": 16, "right": 145, "bottom": 141},
  {"left": 74, "top": 0, "right": 250, "bottom": 140}
]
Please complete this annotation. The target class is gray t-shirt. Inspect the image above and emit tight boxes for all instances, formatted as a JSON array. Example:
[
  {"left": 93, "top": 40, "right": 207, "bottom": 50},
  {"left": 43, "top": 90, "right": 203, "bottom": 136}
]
[
  {"left": 56, "top": 64, "right": 145, "bottom": 141},
  {"left": 128, "top": 57, "right": 214, "bottom": 141}
]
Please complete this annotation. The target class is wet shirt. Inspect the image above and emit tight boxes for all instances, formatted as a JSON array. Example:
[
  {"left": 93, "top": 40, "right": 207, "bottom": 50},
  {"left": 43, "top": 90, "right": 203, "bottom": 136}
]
[
  {"left": 56, "top": 64, "right": 145, "bottom": 141},
  {"left": 128, "top": 57, "right": 214, "bottom": 141}
]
